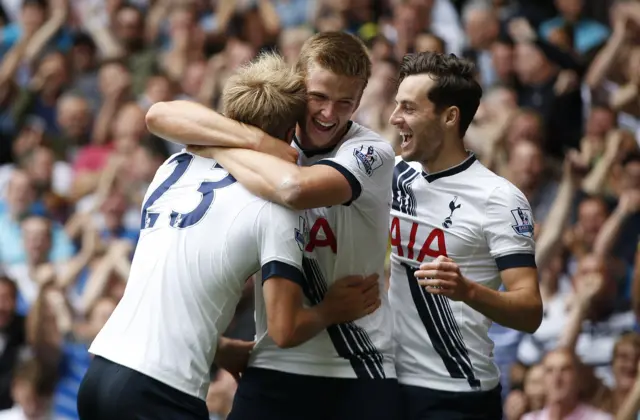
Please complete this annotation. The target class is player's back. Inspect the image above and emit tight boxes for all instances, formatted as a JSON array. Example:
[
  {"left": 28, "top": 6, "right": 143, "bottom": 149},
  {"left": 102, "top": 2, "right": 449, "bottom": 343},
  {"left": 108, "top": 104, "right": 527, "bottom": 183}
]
[{"left": 90, "top": 151, "right": 275, "bottom": 400}]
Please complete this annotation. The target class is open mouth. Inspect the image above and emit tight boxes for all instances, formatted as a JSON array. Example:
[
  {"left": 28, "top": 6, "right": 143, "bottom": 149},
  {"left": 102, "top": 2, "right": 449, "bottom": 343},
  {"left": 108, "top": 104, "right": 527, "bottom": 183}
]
[
  {"left": 313, "top": 118, "right": 336, "bottom": 132},
  {"left": 400, "top": 132, "right": 413, "bottom": 148}
]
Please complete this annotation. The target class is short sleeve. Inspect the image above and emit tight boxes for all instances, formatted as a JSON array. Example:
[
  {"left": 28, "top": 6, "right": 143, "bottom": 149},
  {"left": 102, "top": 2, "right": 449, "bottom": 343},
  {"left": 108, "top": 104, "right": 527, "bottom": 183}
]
[
  {"left": 255, "top": 202, "right": 305, "bottom": 286},
  {"left": 483, "top": 184, "right": 536, "bottom": 271},
  {"left": 314, "top": 139, "right": 395, "bottom": 206}
]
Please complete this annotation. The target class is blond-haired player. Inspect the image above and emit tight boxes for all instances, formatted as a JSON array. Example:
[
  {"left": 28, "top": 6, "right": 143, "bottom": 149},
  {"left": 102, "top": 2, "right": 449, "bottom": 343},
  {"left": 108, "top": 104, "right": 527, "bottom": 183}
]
[
  {"left": 147, "top": 32, "right": 400, "bottom": 420},
  {"left": 77, "top": 53, "right": 380, "bottom": 420}
]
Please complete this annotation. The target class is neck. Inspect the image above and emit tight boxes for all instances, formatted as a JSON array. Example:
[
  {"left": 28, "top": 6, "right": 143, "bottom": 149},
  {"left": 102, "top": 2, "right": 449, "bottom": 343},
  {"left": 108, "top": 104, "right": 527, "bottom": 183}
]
[
  {"left": 547, "top": 399, "right": 579, "bottom": 419},
  {"left": 421, "top": 140, "right": 469, "bottom": 174}
]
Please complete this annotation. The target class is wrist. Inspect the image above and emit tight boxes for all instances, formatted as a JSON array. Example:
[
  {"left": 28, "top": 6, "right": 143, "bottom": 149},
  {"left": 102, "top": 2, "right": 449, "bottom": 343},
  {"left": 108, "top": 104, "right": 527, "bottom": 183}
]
[
  {"left": 614, "top": 206, "right": 631, "bottom": 219},
  {"left": 463, "top": 277, "right": 477, "bottom": 304},
  {"left": 314, "top": 301, "right": 333, "bottom": 327},
  {"left": 249, "top": 126, "right": 267, "bottom": 152}
]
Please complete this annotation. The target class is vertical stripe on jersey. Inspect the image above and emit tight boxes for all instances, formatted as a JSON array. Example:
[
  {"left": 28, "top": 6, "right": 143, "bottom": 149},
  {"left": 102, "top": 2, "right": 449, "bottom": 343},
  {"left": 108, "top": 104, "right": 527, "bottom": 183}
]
[
  {"left": 403, "top": 263, "right": 481, "bottom": 390},
  {"left": 302, "top": 257, "right": 385, "bottom": 379},
  {"left": 392, "top": 162, "right": 419, "bottom": 217}
]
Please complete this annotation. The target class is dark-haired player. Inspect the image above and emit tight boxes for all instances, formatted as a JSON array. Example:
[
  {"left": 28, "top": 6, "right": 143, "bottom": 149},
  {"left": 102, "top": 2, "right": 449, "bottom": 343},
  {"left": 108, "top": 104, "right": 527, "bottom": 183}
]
[{"left": 387, "top": 52, "right": 543, "bottom": 419}]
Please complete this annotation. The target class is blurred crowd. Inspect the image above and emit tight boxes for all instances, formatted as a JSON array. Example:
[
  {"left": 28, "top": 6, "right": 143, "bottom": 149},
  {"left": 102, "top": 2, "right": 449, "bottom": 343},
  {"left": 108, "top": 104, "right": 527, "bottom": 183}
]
[{"left": 0, "top": 0, "right": 638, "bottom": 419}]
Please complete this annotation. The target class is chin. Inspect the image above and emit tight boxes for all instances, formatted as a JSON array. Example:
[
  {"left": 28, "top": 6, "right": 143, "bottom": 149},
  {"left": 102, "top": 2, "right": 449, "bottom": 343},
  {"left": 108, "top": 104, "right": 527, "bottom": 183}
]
[{"left": 302, "top": 120, "right": 341, "bottom": 148}]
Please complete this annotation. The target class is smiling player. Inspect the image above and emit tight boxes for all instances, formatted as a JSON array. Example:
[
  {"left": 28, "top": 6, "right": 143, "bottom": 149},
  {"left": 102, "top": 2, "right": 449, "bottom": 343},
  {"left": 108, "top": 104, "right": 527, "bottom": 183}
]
[{"left": 387, "top": 52, "right": 543, "bottom": 419}]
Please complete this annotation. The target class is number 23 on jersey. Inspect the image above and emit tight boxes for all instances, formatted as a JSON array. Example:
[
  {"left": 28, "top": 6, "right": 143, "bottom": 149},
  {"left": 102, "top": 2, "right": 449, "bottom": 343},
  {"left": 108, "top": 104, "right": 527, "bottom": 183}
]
[{"left": 140, "top": 153, "right": 236, "bottom": 230}]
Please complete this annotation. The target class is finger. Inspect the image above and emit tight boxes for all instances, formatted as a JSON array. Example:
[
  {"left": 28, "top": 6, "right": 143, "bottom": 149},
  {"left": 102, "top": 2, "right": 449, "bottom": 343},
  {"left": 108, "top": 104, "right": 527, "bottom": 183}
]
[
  {"left": 418, "top": 261, "right": 458, "bottom": 272},
  {"left": 362, "top": 281, "right": 379, "bottom": 297},
  {"left": 365, "top": 299, "right": 381, "bottom": 315},
  {"left": 414, "top": 270, "right": 458, "bottom": 281},
  {"left": 338, "top": 275, "right": 365, "bottom": 287},
  {"left": 363, "top": 285, "right": 380, "bottom": 304},
  {"left": 423, "top": 286, "right": 453, "bottom": 296},
  {"left": 364, "top": 273, "right": 380, "bottom": 283},
  {"left": 362, "top": 274, "right": 380, "bottom": 290},
  {"left": 418, "top": 279, "right": 455, "bottom": 290}
]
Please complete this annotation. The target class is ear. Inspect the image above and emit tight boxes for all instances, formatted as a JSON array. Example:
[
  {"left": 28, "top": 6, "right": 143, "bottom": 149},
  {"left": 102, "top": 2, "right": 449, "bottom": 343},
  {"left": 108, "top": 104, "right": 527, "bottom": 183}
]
[
  {"left": 443, "top": 106, "right": 459, "bottom": 130},
  {"left": 285, "top": 127, "right": 295, "bottom": 143}
]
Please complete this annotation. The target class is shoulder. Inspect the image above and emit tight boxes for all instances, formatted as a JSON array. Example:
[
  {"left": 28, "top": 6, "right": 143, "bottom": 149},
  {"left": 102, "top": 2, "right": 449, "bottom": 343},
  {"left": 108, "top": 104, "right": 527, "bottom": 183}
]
[
  {"left": 392, "top": 156, "right": 422, "bottom": 182},
  {"left": 474, "top": 165, "right": 529, "bottom": 207},
  {"left": 339, "top": 122, "right": 395, "bottom": 158}
]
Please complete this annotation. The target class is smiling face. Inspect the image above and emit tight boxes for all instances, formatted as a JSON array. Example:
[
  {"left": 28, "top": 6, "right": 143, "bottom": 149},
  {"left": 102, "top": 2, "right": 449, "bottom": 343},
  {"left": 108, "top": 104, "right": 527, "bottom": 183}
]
[
  {"left": 297, "top": 63, "right": 365, "bottom": 149},
  {"left": 389, "top": 73, "right": 445, "bottom": 163}
]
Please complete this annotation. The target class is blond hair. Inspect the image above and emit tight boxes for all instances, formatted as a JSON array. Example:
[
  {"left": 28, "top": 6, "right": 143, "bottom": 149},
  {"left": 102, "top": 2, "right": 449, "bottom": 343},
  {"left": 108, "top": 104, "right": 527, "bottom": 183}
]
[
  {"left": 296, "top": 31, "right": 371, "bottom": 84},
  {"left": 222, "top": 52, "right": 306, "bottom": 139}
]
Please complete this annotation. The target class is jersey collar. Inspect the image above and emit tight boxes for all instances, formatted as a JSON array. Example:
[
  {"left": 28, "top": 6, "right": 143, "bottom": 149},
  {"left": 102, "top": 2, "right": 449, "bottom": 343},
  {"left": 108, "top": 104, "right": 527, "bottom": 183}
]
[
  {"left": 422, "top": 152, "right": 477, "bottom": 183},
  {"left": 293, "top": 121, "right": 354, "bottom": 158}
]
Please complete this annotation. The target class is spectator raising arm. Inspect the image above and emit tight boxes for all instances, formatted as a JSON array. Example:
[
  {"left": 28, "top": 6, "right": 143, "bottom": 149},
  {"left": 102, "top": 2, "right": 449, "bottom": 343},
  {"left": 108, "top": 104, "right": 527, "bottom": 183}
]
[{"left": 535, "top": 150, "right": 587, "bottom": 269}]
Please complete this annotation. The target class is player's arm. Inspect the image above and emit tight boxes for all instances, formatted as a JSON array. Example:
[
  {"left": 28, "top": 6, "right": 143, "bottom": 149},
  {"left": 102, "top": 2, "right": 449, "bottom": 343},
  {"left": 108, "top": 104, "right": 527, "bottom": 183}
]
[
  {"left": 264, "top": 274, "right": 380, "bottom": 348},
  {"left": 464, "top": 267, "right": 541, "bottom": 334},
  {"left": 257, "top": 204, "right": 380, "bottom": 347},
  {"left": 468, "top": 187, "right": 542, "bottom": 333},
  {"left": 417, "top": 186, "right": 542, "bottom": 334},
  {"left": 208, "top": 140, "right": 394, "bottom": 210},
  {"left": 145, "top": 101, "right": 297, "bottom": 162}
]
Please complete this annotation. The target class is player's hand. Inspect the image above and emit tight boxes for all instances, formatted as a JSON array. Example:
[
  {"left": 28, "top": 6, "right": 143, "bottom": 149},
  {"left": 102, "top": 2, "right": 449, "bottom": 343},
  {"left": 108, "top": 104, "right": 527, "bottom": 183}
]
[
  {"left": 415, "top": 256, "right": 471, "bottom": 301},
  {"left": 214, "top": 338, "right": 255, "bottom": 381},
  {"left": 321, "top": 274, "right": 381, "bottom": 325},
  {"left": 255, "top": 136, "right": 299, "bottom": 164}
]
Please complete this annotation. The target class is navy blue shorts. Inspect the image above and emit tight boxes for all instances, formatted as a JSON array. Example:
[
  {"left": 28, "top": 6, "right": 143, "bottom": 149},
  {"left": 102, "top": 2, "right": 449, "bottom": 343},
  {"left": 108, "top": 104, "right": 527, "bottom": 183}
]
[
  {"left": 227, "top": 367, "right": 401, "bottom": 420},
  {"left": 400, "top": 383, "right": 503, "bottom": 420},
  {"left": 77, "top": 356, "right": 209, "bottom": 420}
]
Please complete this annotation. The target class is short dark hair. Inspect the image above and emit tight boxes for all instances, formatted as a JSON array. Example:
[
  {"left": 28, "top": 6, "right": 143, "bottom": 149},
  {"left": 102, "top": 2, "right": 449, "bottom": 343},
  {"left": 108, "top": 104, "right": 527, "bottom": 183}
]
[{"left": 398, "top": 52, "right": 482, "bottom": 137}]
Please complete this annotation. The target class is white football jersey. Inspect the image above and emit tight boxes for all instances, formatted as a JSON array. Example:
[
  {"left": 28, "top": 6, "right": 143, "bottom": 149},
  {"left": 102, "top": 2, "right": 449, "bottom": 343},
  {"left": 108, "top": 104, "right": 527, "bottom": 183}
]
[
  {"left": 250, "top": 122, "right": 397, "bottom": 379},
  {"left": 389, "top": 153, "right": 536, "bottom": 392},
  {"left": 89, "top": 151, "right": 303, "bottom": 400}
]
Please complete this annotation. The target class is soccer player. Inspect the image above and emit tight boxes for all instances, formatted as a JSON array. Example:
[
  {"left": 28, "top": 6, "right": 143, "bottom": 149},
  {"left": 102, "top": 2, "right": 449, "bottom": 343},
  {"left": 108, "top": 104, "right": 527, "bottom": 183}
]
[
  {"left": 76, "top": 53, "right": 381, "bottom": 420},
  {"left": 146, "top": 32, "right": 400, "bottom": 420},
  {"left": 387, "top": 52, "right": 543, "bottom": 419}
]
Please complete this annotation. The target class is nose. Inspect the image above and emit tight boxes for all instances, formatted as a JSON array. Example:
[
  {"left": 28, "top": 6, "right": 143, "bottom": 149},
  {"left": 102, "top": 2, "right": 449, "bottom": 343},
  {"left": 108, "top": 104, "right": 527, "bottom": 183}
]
[
  {"left": 389, "top": 105, "right": 402, "bottom": 126},
  {"left": 320, "top": 101, "right": 336, "bottom": 121}
]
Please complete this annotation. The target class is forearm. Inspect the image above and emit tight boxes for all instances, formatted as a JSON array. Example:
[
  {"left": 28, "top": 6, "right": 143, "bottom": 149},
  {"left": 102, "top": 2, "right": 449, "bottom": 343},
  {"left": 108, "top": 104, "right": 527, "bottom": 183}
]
[
  {"left": 257, "top": 0, "right": 281, "bottom": 35},
  {"left": 610, "top": 83, "right": 638, "bottom": 111},
  {"left": 212, "top": 148, "right": 300, "bottom": 207},
  {"left": 593, "top": 208, "right": 628, "bottom": 258},
  {"left": 582, "top": 153, "right": 616, "bottom": 195},
  {"left": 465, "top": 282, "right": 542, "bottom": 333},
  {"left": 85, "top": 26, "right": 124, "bottom": 60},
  {"left": 146, "top": 101, "right": 262, "bottom": 148},
  {"left": 616, "top": 381, "right": 640, "bottom": 420},
  {"left": 270, "top": 305, "right": 330, "bottom": 348},
  {"left": 24, "top": 11, "right": 67, "bottom": 63},
  {"left": 536, "top": 177, "right": 577, "bottom": 268},
  {"left": 585, "top": 35, "right": 625, "bottom": 89},
  {"left": 91, "top": 97, "right": 120, "bottom": 145},
  {"left": 557, "top": 299, "right": 588, "bottom": 351},
  {"left": 162, "top": 48, "right": 189, "bottom": 82}
]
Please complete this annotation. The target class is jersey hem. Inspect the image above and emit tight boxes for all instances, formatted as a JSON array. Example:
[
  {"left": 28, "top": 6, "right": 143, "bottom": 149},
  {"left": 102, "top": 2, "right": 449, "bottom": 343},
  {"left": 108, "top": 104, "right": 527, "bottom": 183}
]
[
  {"left": 89, "top": 350, "right": 207, "bottom": 401},
  {"left": 250, "top": 357, "right": 397, "bottom": 379},
  {"left": 398, "top": 374, "right": 500, "bottom": 393}
]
